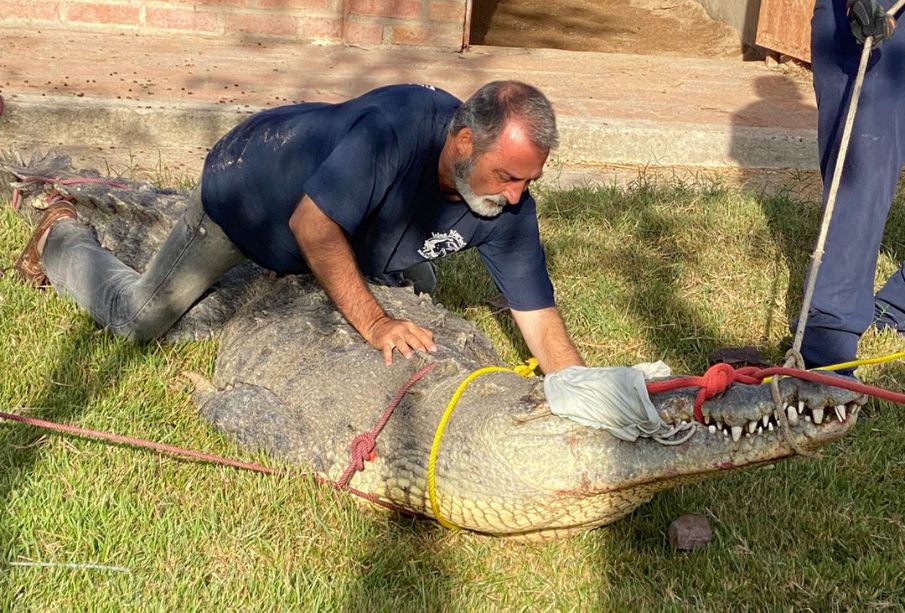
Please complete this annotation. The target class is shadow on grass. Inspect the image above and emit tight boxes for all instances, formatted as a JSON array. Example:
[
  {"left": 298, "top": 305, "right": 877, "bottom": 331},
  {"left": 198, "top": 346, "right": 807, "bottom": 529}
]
[
  {"left": 338, "top": 515, "right": 452, "bottom": 610},
  {"left": 536, "top": 181, "right": 747, "bottom": 370},
  {"left": 0, "top": 316, "right": 140, "bottom": 564}
]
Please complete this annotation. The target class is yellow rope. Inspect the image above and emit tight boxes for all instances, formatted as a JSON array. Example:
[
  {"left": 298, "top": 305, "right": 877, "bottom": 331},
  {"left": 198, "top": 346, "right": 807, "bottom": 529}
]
[
  {"left": 813, "top": 350, "right": 905, "bottom": 373},
  {"left": 427, "top": 358, "right": 538, "bottom": 530},
  {"left": 763, "top": 350, "right": 905, "bottom": 383}
]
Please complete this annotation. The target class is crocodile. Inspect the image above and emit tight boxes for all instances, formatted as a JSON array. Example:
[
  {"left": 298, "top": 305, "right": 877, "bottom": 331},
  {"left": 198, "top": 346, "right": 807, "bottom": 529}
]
[{"left": 2, "top": 152, "right": 867, "bottom": 540}]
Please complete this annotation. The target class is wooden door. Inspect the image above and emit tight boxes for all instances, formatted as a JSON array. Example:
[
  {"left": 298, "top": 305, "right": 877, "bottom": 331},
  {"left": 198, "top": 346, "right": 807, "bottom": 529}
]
[{"left": 756, "top": 0, "right": 816, "bottom": 62}]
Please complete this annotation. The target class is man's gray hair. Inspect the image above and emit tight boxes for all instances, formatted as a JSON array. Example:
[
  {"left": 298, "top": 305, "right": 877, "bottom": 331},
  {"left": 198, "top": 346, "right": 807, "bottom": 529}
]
[{"left": 448, "top": 81, "right": 559, "bottom": 154}]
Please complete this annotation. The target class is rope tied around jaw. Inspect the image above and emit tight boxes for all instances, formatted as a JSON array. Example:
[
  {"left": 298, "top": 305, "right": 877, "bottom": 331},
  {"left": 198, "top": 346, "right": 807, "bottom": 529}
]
[
  {"left": 694, "top": 351, "right": 814, "bottom": 456},
  {"left": 653, "top": 362, "right": 763, "bottom": 425},
  {"left": 647, "top": 356, "right": 905, "bottom": 454},
  {"left": 650, "top": 361, "right": 813, "bottom": 455},
  {"left": 697, "top": 363, "right": 743, "bottom": 419},
  {"left": 673, "top": 361, "right": 805, "bottom": 452}
]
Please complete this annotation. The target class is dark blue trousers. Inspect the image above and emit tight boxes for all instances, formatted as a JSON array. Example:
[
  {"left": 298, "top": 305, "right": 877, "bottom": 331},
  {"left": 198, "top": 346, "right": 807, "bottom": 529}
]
[{"left": 800, "top": 0, "right": 905, "bottom": 368}]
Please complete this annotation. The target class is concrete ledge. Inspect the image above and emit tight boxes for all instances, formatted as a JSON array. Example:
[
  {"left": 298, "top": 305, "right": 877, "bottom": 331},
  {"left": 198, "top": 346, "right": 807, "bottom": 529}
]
[
  {"left": 557, "top": 117, "right": 816, "bottom": 170},
  {"left": 0, "top": 93, "right": 819, "bottom": 181}
]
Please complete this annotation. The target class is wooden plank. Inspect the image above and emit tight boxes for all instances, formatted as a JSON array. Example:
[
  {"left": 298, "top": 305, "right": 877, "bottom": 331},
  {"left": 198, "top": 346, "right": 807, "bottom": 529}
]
[
  {"left": 463, "top": 0, "right": 474, "bottom": 48},
  {"left": 756, "top": 0, "right": 815, "bottom": 62}
]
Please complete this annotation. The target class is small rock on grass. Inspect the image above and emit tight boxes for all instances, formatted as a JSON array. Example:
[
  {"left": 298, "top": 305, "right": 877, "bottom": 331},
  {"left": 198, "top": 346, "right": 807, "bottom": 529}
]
[{"left": 668, "top": 513, "right": 712, "bottom": 551}]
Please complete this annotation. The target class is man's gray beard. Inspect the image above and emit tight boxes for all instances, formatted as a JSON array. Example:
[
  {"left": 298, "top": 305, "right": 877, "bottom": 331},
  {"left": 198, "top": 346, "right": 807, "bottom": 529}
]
[{"left": 453, "top": 158, "right": 507, "bottom": 218}]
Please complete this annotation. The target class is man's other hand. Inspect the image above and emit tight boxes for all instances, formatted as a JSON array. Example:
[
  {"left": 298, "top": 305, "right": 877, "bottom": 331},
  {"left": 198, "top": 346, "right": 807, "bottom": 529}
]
[
  {"left": 366, "top": 316, "right": 437, "bottom": 365},
  {"left": 847, "top": 0, "right": 896, "bottom": 46}
]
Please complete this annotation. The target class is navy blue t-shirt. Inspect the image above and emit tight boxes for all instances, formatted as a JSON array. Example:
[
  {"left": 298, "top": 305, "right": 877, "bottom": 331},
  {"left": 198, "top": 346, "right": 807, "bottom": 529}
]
[{"left": 201, "top": 84, "right": 554, "bottom": 310}]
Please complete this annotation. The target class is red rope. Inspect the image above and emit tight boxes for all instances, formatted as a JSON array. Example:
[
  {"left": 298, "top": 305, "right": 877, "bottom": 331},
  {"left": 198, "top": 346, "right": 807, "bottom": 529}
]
[
  {"left": 646, "top": 363, "right": 905, "bottom": 423},
  {"left": 0, "top": 409, "right": 410, "bottom": 511},
  {"left": 0, "top": 410, "right": 280, "bottom": 474},
  {"left": 0, "top": 363, "right": 439, "bottom": 514},
  {"left": 337, "top": 362, "right": 437, "bottom": 487}
]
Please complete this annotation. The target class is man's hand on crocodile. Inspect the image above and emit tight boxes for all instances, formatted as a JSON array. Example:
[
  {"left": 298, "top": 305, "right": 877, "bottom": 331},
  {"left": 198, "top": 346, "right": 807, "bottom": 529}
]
[
  {"left": 365, "top": 314, "right": 436, "bottom": 366},
  {"left": 291, "top": 194, "right": 438, "bottom": 366}
]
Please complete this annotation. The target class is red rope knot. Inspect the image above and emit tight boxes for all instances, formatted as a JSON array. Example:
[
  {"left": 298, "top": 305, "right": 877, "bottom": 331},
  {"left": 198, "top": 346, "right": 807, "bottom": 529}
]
[
  {"left": 693, "top": 363, "right": 738, "bottom": 423},
  {"left": 700, "top": 363, "right": 738, "bottom": 399},
  {"left": 350, "top": 433, "right": 377, "bottom": 469},
  {"left": 337, "top": 432, "right": 377, "bottom": 488}
]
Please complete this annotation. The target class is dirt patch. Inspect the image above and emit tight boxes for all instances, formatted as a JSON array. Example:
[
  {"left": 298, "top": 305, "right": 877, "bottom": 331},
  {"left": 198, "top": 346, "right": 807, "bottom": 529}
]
[{"left": 469, "top": 0, "right": 744, "bottom": 59}]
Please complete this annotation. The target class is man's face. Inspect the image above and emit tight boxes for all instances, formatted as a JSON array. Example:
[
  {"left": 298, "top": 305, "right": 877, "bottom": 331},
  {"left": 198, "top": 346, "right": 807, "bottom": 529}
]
[{"left": 453, "top": 122, "right": 548, "bottom": 218}]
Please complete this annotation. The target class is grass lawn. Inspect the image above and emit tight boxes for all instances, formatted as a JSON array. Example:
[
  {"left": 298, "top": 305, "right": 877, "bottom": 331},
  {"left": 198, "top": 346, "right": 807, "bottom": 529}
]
[{"left": 2, "top": 175, "right": 905, "bottom": 610}]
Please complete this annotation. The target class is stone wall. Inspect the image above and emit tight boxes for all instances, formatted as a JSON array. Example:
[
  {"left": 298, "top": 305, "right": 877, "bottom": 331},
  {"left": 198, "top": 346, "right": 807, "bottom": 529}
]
[
  {"left": 0, "top": 0, "right": 467, "bottom": 48},
  {"left": 695, "top": 0, "right": 762, "bottom": 45}
]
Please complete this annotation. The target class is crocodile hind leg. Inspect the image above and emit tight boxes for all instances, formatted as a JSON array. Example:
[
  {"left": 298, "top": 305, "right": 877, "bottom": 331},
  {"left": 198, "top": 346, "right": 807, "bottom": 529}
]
[{"left": 188, "top": 373, "right": 324, "bottom": 470}]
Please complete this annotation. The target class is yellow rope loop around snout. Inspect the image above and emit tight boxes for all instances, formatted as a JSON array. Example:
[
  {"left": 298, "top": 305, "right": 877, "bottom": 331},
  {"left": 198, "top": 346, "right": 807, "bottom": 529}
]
[{"left": 427, "top": 358, "right": 538, "bottom": 530}]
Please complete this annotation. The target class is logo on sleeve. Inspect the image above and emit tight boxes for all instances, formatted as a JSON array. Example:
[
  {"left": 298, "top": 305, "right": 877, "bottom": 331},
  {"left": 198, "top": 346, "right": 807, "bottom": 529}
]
[{"left": 417, "top": 230, "right": 466, "bottom": 260}]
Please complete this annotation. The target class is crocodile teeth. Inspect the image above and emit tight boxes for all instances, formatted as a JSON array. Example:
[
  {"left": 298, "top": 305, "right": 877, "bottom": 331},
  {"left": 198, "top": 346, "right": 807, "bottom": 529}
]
[
  {"left": 731, "top": 426, "right": 742, "bottom": 442},
  {"left": 708, "top": 425, "right": 717, "bottom": 434},
  {"left": 786, "top": 405, "right": 799, "bottom": 425},
  {"left": 812, "top": 407, "right": 824, "bottom": 424},
  {"left": 768, "top": 422, "right": 774, "bottom": 431},
  {"left": 757, "top": 426, "right": 763, "bottom": 434},
  {"left": 835, "top": 404, "right": 847, "bottom": 422},
  {"left": 747, "top": 421, "right": 757, "bottom": 434},
  {"left": 762, "top": 415, "right": 770, "bottom": 427},
  {"left": 798, "top": 401, "right": 805, "bottom": 414}
]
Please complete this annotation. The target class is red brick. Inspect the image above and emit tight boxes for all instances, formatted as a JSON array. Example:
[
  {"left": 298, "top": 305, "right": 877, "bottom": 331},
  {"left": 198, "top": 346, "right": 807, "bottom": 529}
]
[
  {"left": 391, "top": 24, "right": 429, "bottom": 45},
  {"left": 146, "top": 7, "right": 219, "bottom": 32},
  {"left": 428, "top": 0, "right": 463, "bottom": 23},
  {"left": 392, "top": 23, "right": 460, "bottom": 46},
  {"left": 224, "top": 12, "right": 298, "bottom": 36},
  {"left": 0, "top": 1, "right": 60, "bottom": 21},
  {"left": 300, "top": 16, "right": 342, "bottom": 39},
  {"left": 343, "top": 21, "right": 384, "bottom": 44},
  {"left": 67, "top": 2, "right": 140, "bottom": 25},
  {"left": 348, "top": 0, "right": 421, "bottom": 20},
  {"left": 169, "top": 0, "right": 247, "bottom": 6},
  {"left": 258, "top": 0, "right": 333, "bottom": 10}
]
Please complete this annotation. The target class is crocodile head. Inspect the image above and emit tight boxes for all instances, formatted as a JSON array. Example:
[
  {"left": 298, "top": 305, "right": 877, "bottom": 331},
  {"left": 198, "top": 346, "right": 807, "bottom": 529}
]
[{"left": 496, "top": 374, "right": 865, "bottom": 540}]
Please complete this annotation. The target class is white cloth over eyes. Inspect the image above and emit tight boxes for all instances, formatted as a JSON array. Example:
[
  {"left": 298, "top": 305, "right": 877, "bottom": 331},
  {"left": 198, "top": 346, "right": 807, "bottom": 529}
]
[{"left": 543, "top": 362, "right": 696, "bottom": 445}]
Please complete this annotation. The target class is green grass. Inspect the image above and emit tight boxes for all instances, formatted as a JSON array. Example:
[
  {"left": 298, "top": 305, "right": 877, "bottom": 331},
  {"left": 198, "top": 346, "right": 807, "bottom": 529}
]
[{"left": 2, "top": 175, "right": 905, "bottom": 610}]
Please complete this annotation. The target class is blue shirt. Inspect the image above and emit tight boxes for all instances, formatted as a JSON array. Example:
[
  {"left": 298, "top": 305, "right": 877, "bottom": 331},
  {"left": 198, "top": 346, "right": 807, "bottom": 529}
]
[{"left": 201, "top": 84, "right": 555, "bottom": 310}]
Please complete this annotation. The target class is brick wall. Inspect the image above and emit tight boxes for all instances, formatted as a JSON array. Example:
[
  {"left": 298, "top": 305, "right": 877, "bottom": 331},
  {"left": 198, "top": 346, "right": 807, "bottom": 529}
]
[{"left": 0, "top": 0, "right": 467, "bottom": 48}]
